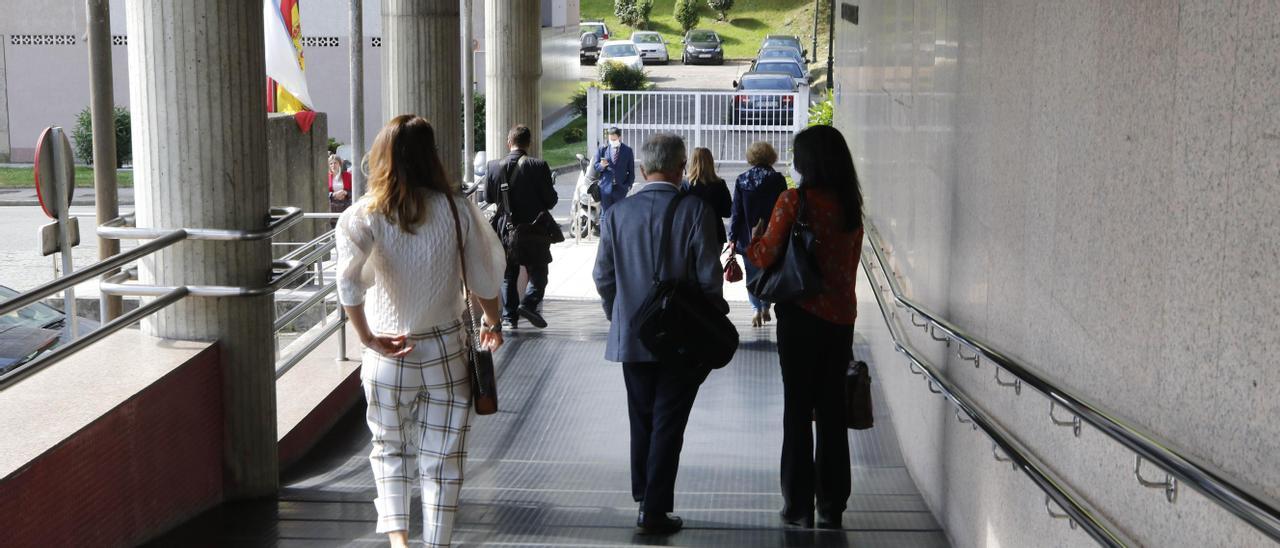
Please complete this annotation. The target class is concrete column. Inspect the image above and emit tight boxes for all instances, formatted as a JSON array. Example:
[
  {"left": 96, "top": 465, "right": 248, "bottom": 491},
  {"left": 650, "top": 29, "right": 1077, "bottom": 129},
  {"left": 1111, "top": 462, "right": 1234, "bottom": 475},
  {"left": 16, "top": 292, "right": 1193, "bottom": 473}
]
[
  {"left": 381, "top": 0, "right": 462, "bottom": 184},
  {"left": 485, "top": 0, "right": 543, "bottom": 156},
  {"left": 126, "top": 0, "right": 277, "bottom": 497}
]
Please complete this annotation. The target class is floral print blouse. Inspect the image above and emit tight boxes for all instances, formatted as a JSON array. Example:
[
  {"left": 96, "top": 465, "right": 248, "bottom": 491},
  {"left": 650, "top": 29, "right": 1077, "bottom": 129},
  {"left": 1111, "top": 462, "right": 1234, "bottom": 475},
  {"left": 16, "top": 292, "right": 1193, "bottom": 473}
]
[{"left": 746, "top": 188, "right": 865, "bottom": 325}]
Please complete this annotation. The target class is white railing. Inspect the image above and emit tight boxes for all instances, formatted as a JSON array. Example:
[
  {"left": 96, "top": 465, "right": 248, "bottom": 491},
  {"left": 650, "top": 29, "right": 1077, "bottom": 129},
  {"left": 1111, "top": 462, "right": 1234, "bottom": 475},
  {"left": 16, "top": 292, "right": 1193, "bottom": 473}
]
[{"left": 586, "top": 86, "right": 810, "bottom": 165}]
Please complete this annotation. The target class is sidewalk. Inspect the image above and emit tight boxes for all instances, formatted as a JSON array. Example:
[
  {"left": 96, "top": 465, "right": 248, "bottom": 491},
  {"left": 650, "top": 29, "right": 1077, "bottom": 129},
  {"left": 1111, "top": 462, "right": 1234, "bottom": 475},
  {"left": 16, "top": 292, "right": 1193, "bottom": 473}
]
[{"left": 0, "top": 187, "right": 135, "bottom": 207}]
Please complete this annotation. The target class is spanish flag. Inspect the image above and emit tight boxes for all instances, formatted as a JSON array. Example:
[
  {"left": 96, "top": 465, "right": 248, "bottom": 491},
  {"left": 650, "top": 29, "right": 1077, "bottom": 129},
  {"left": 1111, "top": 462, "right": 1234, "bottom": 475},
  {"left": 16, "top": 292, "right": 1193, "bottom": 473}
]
[{"left": 265, "top": 0, "right": 314, "bottom": 112}]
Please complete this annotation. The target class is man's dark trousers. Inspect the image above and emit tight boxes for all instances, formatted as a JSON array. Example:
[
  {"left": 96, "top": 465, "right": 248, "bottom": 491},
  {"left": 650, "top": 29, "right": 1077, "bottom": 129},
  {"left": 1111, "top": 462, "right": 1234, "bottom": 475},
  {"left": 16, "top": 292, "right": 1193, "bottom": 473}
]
[
  {"left": 622, "top": 361, "right": 709, "bottom": 514},
  {"left": 502, "top": 260, "right": 548, "bottom": 322}
]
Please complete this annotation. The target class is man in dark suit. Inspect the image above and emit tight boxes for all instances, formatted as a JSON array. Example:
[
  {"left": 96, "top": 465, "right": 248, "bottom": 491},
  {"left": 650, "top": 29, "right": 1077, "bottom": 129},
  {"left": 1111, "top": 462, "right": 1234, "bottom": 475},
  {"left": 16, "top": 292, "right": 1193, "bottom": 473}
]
[
  {"left": 593, "top": 133, "right": 727, "bottom": 535},
  {"left": 484, "top": 124, "right": 558, "bottom": 330},
  {"left": 591, "top": 126, "right": 636, "bottom": 216}
]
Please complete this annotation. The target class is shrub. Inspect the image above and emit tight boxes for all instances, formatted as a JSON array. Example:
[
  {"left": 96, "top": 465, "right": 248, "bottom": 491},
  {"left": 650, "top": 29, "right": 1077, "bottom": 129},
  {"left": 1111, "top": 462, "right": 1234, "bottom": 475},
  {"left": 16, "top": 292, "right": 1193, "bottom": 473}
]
[
  {"left": 72, "top": 106, "right": 131, "bottom": 167},
  {"left": 614, "top": 0, "right": 653, "bottom": 28},
  {"left": 808, "top": 89, "right": 834, "bottom": 127},
  {"left": 327, "top": 138, "right": 341, "bottom": 154},
  {"left": 707, "top": 0, "right": 735, "bottom": 21},
  {"left": 599, "top": 61, "right": 649, "bottom": 91},
  {"left": 473, "top": 92, "right": 486, "bottom": 151},
  {"left": 564, "top": 127, "right": 586, "bottom": 143},
  {"left": 570, "top": 84, "right": 594, "bottom": 117},
  {"left": 673, "top": 0, "right": 700, "bottom": 33}
]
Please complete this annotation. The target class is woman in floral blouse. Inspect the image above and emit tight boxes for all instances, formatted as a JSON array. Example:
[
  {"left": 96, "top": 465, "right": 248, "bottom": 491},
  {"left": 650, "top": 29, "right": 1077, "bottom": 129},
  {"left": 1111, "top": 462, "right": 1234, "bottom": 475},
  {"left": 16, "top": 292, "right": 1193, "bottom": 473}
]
[{"left": 746, "top": 125, "right": 865, "bottom": 530}]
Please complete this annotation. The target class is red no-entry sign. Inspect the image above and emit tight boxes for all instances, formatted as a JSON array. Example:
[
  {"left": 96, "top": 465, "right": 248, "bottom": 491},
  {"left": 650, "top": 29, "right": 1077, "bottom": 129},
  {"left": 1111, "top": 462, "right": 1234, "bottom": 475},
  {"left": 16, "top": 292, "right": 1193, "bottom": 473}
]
[{"left": 32, "top": 126, "right": 76, "bottom": 220}]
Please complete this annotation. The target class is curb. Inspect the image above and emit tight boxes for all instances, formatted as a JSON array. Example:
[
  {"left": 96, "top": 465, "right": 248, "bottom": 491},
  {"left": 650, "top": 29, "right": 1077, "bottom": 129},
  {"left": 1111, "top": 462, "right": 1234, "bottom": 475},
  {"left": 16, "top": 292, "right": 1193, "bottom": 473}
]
[{"left": 0, "top": 199, "right": 135, "bottom": 207}]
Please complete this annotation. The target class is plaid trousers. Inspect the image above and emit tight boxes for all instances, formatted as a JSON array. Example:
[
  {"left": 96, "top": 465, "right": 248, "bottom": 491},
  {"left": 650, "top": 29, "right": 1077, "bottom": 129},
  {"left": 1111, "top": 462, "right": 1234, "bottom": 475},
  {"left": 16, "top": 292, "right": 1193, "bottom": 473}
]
[{"left": 362, "top": 321, "right": 472, "bottom": 546}]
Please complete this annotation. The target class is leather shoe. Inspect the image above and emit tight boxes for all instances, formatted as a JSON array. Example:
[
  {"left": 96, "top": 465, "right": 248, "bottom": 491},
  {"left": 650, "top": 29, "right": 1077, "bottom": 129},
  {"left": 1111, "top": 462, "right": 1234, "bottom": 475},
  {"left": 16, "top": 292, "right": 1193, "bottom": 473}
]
[
  {"left": 637, "top": 511, "right": 684, "bottom": 534},
  {"left": 780, "top": 511, "right": 814, "bottom": 528},
  {"left": 501, "top": 319, "right": 518, "bottom": 330},
  {"left": 517, "top": 306, "right": 547, "bottom": 328},
  {"left": 816, "top": 513, "right": 843, "bottom": 529}
]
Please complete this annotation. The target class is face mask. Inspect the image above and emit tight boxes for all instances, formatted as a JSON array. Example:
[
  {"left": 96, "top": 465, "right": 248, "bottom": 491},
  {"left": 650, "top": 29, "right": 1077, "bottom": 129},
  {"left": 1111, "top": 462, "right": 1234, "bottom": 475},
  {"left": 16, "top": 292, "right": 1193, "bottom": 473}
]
[
  {"left": 610, "top": 139, "right": 620, "bottom": 148},
  {"left": 789, "top": 164, "right": 804, "bottom": 186}
]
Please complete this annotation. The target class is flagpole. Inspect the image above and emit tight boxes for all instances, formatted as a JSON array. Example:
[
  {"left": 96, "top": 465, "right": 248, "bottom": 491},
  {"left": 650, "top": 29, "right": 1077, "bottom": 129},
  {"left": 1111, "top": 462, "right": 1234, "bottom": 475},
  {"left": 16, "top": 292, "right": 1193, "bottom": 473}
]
[{"left": 349, "top": 0, "right": 365, "bottom": 199}]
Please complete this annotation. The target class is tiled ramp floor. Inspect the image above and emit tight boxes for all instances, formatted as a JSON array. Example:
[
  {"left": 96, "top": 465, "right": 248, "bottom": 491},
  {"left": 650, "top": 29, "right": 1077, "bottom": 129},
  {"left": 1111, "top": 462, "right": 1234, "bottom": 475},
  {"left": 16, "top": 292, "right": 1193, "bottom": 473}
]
[{"left": 150, "top": 301, "right": 948, "bottom": 547}]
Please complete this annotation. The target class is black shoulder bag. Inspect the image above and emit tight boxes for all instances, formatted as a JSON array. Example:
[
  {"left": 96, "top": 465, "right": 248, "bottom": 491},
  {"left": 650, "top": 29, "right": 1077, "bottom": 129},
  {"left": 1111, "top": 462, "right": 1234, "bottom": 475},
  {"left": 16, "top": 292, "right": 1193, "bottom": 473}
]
[
  {"left": 492, "top": 156, "right": 563, "bottom": 265},
  {"left": 634, "top": 192, "right": 739, "bottom": 369},
  {"left": 746, "top": 189, "right": 824, "bottom": 303},
  {"left": 445, "top": 194, "right": 498, "bottom": 415}
]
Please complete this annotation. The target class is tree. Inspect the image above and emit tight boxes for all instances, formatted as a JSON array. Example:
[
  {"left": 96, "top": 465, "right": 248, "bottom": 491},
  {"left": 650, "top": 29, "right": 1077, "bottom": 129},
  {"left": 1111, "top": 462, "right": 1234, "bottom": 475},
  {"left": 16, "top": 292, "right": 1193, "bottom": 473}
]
[
  {"left": 674, "top": 0, "right": 700, "bottom": 33},
  {"left": 707, "top": 0, "right": 734, "bottom": 21},
  {"left": 615, "top": 0, "right": 653, "bottom": 28}
]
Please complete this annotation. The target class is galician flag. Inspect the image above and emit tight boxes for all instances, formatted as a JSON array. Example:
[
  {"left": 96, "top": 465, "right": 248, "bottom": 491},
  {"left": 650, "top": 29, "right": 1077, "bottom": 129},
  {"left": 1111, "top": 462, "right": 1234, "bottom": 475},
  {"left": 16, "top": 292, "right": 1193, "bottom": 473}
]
[{"left": 264, "top": 0, "right": 314, "bottom": 111}]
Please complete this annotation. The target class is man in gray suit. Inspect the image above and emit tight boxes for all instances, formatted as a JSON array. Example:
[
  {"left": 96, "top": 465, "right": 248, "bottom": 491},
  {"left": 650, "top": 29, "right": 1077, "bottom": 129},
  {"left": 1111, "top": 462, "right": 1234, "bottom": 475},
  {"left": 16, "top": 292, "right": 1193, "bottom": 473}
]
[{"left": 593, "top": 133, "right": 727, "bottom": 535}]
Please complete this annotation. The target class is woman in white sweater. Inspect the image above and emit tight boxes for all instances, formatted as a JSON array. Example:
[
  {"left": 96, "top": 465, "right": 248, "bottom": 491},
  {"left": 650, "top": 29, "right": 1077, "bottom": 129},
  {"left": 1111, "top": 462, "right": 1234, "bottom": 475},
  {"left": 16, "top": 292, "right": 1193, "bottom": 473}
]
[{"left": 336, "top": 115, "right": 506, "bottom": 548}]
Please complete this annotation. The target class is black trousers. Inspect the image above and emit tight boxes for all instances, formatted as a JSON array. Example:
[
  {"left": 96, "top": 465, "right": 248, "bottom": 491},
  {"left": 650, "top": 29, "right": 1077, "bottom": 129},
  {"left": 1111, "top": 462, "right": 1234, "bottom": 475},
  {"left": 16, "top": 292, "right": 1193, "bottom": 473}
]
[
  {"left": 501, "top": 260, "right": 548, "bottom": 322},
  {"left": 622, "top": 362, "right": 709, "bottom": 514},
  {"left": 775, "top": 303, "right": 854, "bottom": 519}
]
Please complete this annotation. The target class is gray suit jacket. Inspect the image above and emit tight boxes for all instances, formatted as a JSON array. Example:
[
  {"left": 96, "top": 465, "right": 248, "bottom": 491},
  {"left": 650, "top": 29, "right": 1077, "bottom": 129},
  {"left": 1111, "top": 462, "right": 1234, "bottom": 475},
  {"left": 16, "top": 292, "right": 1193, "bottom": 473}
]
[{"left": 593, "top": 182, "right": 728, "bottom": 363}]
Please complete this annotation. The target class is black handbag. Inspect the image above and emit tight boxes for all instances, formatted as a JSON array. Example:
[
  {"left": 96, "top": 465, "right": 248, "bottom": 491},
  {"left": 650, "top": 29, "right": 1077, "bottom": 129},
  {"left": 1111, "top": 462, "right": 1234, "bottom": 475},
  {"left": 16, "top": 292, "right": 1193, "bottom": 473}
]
[
  {"left": 746, "top": 189, "right": 823, "bottom": 303},
  {"left": 846, "top": 360, "right": 873, "bottom": 430},
  {"left": 634, "top": 192, "right": 739, "bottom": 369},
  {"left": 445, "top": 192, "right": 498, "bottom": 415}
]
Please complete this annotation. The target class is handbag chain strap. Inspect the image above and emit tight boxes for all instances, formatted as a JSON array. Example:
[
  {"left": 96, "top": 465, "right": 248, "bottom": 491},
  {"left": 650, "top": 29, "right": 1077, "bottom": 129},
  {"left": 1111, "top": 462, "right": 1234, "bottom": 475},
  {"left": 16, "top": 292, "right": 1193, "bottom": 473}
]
[{"left": 444, "top": 191, "right": 480, "bottom": 345}]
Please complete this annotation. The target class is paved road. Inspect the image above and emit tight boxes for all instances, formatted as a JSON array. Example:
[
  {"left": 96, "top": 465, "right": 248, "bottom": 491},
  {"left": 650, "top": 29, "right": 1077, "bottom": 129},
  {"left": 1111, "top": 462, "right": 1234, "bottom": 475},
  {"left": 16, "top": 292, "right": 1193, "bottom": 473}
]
[{"left": 580, "top": 59, "right": 752, "bottom": 92}]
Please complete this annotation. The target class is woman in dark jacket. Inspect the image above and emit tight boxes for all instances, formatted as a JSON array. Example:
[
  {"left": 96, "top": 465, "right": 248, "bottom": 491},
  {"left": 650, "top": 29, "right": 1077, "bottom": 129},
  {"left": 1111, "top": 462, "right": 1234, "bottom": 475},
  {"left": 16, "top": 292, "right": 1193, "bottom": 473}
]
[
  {"left": 730, "top": 141, "right": 787, "bottom": 327},
  {"left": 747, "top": 125, "right": 865, "bottom": 530},
  {"left": 683, "top": 147, "right": 731, "bottom": 245}
]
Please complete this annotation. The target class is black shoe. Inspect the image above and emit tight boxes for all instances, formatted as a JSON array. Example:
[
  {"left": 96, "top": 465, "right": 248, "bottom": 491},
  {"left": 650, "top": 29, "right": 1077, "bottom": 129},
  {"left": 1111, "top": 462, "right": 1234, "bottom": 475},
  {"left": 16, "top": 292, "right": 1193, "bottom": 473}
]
[
  {"left": 816, "top": 512, "right": 843, "bottom": 529},
  {"left": 637, "top": 511, "right": 684, "bottom": 534},
  {"left": 501, "top": 319, "right": 518, "bottom": 330},
  {"left": 780, "top": 511, "right": 814, "bottom": 528},
  {"left": 517, "top": 306, "right": 547, "bottom": 328}
]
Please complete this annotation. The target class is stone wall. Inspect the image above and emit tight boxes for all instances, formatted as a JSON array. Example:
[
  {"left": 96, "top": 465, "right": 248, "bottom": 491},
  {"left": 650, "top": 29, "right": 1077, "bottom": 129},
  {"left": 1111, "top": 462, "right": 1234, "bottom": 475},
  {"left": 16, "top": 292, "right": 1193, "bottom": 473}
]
[
  {"left": 835, "top": 1, "right": 1280, "bottom": 546},
  {"left": 266, "top": 112, "right": 328, "bottom": 252}
]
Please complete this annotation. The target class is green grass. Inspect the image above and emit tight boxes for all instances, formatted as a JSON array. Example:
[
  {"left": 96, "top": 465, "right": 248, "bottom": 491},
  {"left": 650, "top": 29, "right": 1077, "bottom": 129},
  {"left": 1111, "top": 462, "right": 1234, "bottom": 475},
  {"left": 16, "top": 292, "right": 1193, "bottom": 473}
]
[
  {"left": 542, "top": 116, "right": 590, "bottom": 168},
  {"left": 0, "top": 166, "right": 134, "bottom": 189},
  {"left": 582, "top": 0, "right": 831, "bottom": 62}
]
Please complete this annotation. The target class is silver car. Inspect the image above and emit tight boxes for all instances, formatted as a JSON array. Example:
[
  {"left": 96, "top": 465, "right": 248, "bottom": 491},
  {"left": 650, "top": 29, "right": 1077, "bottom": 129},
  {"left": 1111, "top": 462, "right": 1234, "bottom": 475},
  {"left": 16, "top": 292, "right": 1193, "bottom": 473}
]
[{"left": 629, "top": 31, "right": 670, "bottom": 64}]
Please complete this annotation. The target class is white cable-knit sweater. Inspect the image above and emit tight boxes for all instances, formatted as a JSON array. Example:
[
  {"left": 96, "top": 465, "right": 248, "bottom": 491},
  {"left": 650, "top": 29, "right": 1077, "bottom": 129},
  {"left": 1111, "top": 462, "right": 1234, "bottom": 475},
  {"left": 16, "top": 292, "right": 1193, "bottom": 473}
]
[{"left": 336, "top": 193, "right": 505, "bottom": 335}]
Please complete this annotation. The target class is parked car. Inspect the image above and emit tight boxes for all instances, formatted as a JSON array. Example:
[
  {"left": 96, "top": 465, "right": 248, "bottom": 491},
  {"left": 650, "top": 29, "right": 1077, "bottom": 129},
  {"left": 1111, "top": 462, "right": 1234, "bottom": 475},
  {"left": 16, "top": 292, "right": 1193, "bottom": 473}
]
[
  {"left": 759, "top": 34, "right": 808, "bottom": 62},
  {"left": 629, "top": 31, "right": 670, "bottom": 64},
  {"left": 598, "top": 40, "right": 644, "bottom": 72},
  {"left": 757, "top": 46, "right": 806, "bottom": 66},
  {"left": 0, "top": 285, "right": 99, "bottom": 374},
  {"left": 580, "top": 31, "right": 602, "bottom": 65},
  {"left": 749, "top": 59, "right": 808, "bottom": 83},
  {"left": 730, "top": 72, "right": 799, "bottom": 126},
  {"left": 581, "top": 21, "right": 611, "bottom": 41},
  {"left": 681, "top": 29, "right": 724, "bottom": 65}
]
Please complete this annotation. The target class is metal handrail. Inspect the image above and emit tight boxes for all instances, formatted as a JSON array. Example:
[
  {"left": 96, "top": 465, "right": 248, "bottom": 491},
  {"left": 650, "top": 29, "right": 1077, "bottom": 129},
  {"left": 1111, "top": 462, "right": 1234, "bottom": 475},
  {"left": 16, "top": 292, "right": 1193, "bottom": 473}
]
[
  {"left": 861, "top": 251, "right": 1131, "bottom": 546},
  {"left": 274, "top": 280, "right": 337, "bottom": 332},
  {"left": 97, "top": 207, "right": 304, "bottom": 241},
  {"left": 0, "top": 287, "right": 189, "bottom": 390},
  {"left": 0, "top": 230, "right": 186, "bottom": 316},
  {"left": 275, "top": 310, "right": 346, "bottom": 379},
  {"left": 864, "top": 222, "right": 1280, "bottom": 542}
]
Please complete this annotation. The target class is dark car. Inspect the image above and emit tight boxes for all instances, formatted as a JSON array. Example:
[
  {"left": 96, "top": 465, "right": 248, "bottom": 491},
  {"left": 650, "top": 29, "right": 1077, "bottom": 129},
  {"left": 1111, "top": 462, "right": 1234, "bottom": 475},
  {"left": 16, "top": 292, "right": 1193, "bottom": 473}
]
[
  {"left": 681, "top": 29, "right": 724, "bottom": 65},
  {"left": 579, "top": 21, "right": 611, "bottom": 65},
  {"left": 0, "top": 285, "right": 100, "bottom": 374},
  {"left": 749, "top": 59, "right": 808, "bottom": 83},
  {"left": 729, "top": 72, "right": 799, "bottom": 126},
  {"left": 759, "top": 34, "right": 808, "bottom": 62}
]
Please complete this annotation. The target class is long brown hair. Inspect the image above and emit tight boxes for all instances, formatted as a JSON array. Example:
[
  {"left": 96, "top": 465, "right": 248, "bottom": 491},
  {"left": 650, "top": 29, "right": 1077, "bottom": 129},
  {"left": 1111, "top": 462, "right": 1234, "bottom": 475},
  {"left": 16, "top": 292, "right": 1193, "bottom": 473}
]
[
  {"left": 687, "top": 147, "right": 719, "bottom": 185},
  {"left": 365, "top": 115, "right": 453, "bottom": 233}
]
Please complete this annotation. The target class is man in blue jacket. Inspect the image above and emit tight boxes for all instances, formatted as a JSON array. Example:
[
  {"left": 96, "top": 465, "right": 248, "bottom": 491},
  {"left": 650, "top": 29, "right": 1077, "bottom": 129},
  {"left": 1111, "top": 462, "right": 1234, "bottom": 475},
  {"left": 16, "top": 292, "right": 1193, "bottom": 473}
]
[
  {"left": 592, "top": 126, "right": 636, "bottom": 215},
  {"left": 593, "top": 133, "right": 727, "bottom": 535}
]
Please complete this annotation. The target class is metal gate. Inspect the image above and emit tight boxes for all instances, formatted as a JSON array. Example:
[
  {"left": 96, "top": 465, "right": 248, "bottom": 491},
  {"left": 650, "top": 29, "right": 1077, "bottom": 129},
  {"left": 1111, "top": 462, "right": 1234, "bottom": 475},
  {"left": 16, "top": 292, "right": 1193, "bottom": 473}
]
[{"left": 586, "top": 86, "right": 809, "bottom": 166}]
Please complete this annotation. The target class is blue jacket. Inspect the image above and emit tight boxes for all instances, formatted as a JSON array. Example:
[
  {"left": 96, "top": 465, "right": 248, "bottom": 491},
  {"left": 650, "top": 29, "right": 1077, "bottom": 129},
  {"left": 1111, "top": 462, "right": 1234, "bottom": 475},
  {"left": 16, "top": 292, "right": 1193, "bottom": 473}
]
[
  {"left": 593, "top": 182, "right": 727, "bottom": 363},
  {"left": 592, "top": 143, "right": 636, "bottom": 197},
  {"left": 729, "top": 165, "right": 787, "bottom": 251}
]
